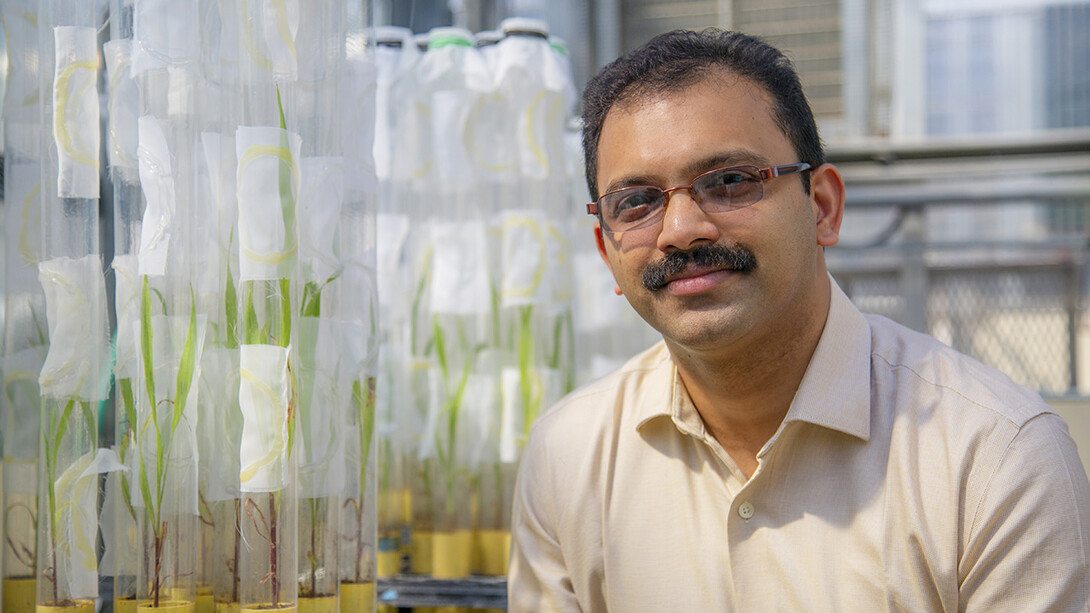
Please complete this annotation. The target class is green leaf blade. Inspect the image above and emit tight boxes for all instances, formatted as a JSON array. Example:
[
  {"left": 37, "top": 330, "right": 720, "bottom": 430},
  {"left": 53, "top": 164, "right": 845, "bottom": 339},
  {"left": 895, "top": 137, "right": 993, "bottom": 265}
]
[
  {"left": 225, "top": 263, "right": 239, "bottom": 349},
  {"left": 172, "top": 292, "right": 199, "bottom": 432},
  {"left": 141, "top": 276, "right": 157, "bottom": 409}
]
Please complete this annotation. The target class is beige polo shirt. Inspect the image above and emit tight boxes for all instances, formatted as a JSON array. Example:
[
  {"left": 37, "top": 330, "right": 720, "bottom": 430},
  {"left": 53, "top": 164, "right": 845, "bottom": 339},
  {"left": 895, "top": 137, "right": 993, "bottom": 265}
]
[{"left": 509, "top": 280, "right": 1090, "bottom": 612}]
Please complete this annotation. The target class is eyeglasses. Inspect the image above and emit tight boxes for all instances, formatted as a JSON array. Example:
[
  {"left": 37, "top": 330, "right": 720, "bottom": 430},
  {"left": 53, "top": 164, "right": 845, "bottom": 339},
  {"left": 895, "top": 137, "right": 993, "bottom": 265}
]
[{"left": 587, "top": 162, "right": 812, "bottom": 234}]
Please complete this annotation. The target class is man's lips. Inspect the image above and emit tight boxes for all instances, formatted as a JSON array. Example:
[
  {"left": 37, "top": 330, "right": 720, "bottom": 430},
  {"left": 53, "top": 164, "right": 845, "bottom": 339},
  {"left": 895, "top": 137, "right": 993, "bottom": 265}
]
[
  {"left": 663, "top": 263, "right": 728, "bottom": 285},
  {"left": 663, "top": 266, "right": 734, "bottom": 296}
]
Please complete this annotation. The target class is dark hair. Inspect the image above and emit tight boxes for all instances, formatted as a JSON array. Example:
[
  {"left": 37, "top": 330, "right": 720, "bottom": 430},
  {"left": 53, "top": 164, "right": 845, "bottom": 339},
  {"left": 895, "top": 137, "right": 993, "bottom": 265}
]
[{"left": 581, "top": 28, "right": 824, "bottom": 201}]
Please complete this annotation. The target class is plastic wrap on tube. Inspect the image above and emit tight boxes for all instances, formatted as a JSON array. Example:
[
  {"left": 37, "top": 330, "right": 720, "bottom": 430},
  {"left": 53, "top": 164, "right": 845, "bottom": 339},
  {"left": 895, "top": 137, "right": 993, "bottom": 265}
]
[
  {"left": 104, "top": 39, "right": 139, "bottom": 175},
  {"left": 2, "top": 346, "right": 47, "bottom": 461},
  {"left": 1, "top": 2, "right": 42, "bottom": 124},
  {"left": 99, "top": 466, "right": 138, "bottom": 576},
  {"left": 342, "top": 58, "right": 378, "bottom": 194},
  {"left": 7, "top": 161, "right": 44, "bottom": 292},
  {"left": 137, "top": 115, "right": 176, "bottom": 276},
  {"left": 236, "top": 125, "right": 302, "bottom": 281},
  {"left": 501, "top": 210, "right": 549, "bottom": 307},
  {"left": 113, "top": 254, "right": 141, "bottom": 380},
  {"left": 239, "top": 343, "right": 292, "bottom": 492},
  {"left": 38, "top": 255, "right": 110, "bottom": 401},
  {"left": 299, "top": 156, "right": 345, "bottom": 284},
  {"left": 53, "top": 26, "right": 100, "bottom": 199},
  {"left": 297, "top": 317, "right": 345, "bottom": 498},
  {"left": 53, "top": 448, "right": 126, "bottom": 597},
  {"left": 376, "top": 213, "right": 409, "bottom": 314},
  {"left": 198, "top": 347, "right": 243, "bottom": 502},
  {"left": 131, "top": 0, "right": 199, "bottom": 76},
  {"left": 429, "top": 221, "right": 490, "bottom": 315}
]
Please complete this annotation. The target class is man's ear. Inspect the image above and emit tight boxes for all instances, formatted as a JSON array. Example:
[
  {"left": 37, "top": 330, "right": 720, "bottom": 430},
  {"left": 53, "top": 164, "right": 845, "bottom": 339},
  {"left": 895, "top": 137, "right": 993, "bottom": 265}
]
[
  {"left": 809, "top": 163, "right": 845, "bottom": 247},
  {"left": 594, "top": 222, "right": 623, "bottom": 296}
]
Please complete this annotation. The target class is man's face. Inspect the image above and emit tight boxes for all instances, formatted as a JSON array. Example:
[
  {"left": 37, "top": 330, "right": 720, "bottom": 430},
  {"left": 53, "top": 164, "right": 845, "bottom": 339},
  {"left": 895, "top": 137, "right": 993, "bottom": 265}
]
[{"left": 593, "top": 72, "right": 842, "bottom": 356}]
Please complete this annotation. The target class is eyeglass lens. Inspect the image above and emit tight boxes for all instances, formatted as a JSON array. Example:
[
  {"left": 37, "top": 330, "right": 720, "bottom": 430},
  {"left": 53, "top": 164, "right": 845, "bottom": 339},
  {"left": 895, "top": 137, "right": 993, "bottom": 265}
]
[{"left": 602, "top": 166, "right": 763, "bottom": 232}]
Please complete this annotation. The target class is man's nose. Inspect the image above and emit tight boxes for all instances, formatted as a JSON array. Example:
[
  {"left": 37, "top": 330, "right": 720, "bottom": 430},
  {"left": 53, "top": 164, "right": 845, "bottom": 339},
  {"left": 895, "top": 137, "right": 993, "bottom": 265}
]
[{"left": 656, "top": 188, "right": 721, "bottom": 252}]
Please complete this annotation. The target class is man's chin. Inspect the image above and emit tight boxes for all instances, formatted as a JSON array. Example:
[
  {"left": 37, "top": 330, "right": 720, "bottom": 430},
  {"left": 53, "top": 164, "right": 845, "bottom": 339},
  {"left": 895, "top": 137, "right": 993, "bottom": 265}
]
[{"left": 651, "top": 305, "right": 750, "bottom": 348}]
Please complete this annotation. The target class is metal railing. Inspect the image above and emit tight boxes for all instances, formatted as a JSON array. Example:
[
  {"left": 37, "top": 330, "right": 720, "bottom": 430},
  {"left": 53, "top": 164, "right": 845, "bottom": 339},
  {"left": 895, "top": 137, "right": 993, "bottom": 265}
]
[{"left": 826, "top": 130, "right": 1090, "bottom": 398}]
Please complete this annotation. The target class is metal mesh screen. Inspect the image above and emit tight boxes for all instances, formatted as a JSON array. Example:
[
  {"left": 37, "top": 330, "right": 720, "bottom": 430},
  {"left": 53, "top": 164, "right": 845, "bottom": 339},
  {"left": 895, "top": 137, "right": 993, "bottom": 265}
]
[
  {"left": 836, "top": 267, "right": 1076, "bottom": 397},
  {"left": 836, "top": 273, "right": 906, "bottom": 324},
  {"left": 928, "top": 269, "right": 1072, "bottom": 396}
]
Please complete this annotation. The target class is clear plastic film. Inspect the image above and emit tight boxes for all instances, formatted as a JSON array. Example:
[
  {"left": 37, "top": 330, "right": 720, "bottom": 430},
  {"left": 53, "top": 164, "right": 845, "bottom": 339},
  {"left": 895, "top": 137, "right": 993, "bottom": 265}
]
[
  {"left": 136, "top": 115, "right": 175, "bottom": 277},
  {"left": 236, "top": 125, "right": 302, "bottom": 282},
  {"left": 296, "top": 318, "right": 345, "bottom": 498},
  {"left": 105, "top": 5, "right": 145, "bottom": 607},
  {"left": 373, "top": 26, "right": 419, "bottom": 184},
  {"left": 41, "top": 449, "right": 126, "bottom": 600},
  {"left": 298, "top": 157, "right": 345, "bottom": 285},
  {"left": 238, "top": 344, "right": 291, "bottom": 493},
  {"left": 2, "top": 1, "right": 42, "bottom": 125},
  {"left": 3, "top": 347, "right": 48, "bottom": 461},
  {"left": 331, "top": 210, "right": 379, "bottom": 595},
  {"left": 238, "top": 342, "right": 296, "bottom": 609},
  {"left": 2, "top": 346, "right": 47, "bottom": 592},
  {"left": 3, "top": 162, "right": 45, "bottom": 305},
  {"left": 234, "top": 0, "right": 304, "bottom": 602},
  {"left": 128, "top": 0, "right": 211, "bottom": 607},
  {"left": 131, "top": 0, "right": 200, "bottom": 77},
  {"left": 51, "top": 26, "right": 100, "bottom": 199},
  {"left": 132, "top": 309, "right": 206, "bottom": 608},
  {"left": 341, "top": 57, "right": 379, "bottom": 194},
  {"left": 330, "top": 14, "right": 379, "bottom": 598},
  {"left": 37, "top": 256, "right": 110, "bottom": 402},
  {"left": 133, "top": 312, "right": 206, "bottom": 516},
  {"left": 3, "top": 8, "right": 48, "bottom": 593},
  {"left": 428, "top": 221, "right": 491, "bottom": 315},
  {"left": 493, "top": 21, "right": 577, "bottom": 484},
  {"left": 103, "top": 39, "right": 140, "bottom": 179}
]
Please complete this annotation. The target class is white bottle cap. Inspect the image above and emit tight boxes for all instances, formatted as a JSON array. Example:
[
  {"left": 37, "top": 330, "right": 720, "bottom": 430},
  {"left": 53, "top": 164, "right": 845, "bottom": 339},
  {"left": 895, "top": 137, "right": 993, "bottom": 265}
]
[
  {"left": 427, "top": 26, "right": 474, "bottom": 49},
  {"left": 474, "top": 29, "right": 503, "bottom": 47},
  {"left": 500, "top": 17, "right": 549, "bottom": 38},
  {"left": 373, "top": 26, "right": 413, "bottom": 47}
]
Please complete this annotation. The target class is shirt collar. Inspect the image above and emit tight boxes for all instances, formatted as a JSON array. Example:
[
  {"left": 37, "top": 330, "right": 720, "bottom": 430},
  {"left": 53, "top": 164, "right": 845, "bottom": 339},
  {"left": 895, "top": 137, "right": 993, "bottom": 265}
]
[
  {"left": 634, "top": 276, "right": 873, "bottom": 442},
  {"left": 780, "top": 277, "right": 872, "bottom": 441},
  {"left": 632, "top": 343, "right": 683, "bottom": 431}
]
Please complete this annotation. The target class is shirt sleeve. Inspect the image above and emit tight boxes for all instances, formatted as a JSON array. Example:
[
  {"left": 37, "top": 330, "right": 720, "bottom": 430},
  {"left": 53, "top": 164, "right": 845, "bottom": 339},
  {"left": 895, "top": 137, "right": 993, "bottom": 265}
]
[
  {"left": 959, "top": 412, "right": 1090, "bottom": 612},
  {"left": 508, "top": 423, "right": 583, "bottom": 613}
]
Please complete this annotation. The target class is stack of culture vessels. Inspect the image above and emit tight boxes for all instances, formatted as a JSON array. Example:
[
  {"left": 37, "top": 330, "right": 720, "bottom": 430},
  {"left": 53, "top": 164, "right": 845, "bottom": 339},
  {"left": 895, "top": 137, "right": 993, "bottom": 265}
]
[
  {"left": 372, "top": 17, "right": 578, "bottom": 583},
  {"left": 0, "top": 4, "right": 643, "bottom": 610},
  {"left": 34, "top": 1, "right": 118, "bottom": 611},
  {"left": 0, "top": 1, "right": 379, "bottom": 612},
  {"left": 370, "top": 24, "right": 420, "bottom": 583},
  {"left": 1, "top": 2, "right": 48, "bottom": 612}
]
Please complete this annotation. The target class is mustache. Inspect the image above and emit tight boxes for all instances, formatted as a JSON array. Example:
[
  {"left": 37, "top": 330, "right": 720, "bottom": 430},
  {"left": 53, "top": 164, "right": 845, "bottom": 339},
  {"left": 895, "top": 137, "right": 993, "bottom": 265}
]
[{"left": 642, "top": 243, "right": 757, "bottom": 291}]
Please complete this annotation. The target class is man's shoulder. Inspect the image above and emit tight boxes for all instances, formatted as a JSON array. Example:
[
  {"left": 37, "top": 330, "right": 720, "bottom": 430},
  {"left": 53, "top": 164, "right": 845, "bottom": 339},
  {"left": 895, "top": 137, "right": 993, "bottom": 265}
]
[{"left": 864, "top": 312, "right": 1054, "bottom": 428}]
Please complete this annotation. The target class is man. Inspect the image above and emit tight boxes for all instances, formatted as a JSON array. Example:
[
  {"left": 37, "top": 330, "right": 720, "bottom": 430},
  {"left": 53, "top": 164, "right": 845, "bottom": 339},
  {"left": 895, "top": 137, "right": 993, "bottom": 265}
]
[{"left": 508, "top": 28, "right": 1090, "bottom": 612}]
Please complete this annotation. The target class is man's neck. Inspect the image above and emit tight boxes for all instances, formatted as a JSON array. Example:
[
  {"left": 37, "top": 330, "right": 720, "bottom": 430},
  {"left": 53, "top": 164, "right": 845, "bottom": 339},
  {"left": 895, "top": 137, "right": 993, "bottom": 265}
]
[{"left": 667, "top": 282, "right": 832, "bottom": 479}]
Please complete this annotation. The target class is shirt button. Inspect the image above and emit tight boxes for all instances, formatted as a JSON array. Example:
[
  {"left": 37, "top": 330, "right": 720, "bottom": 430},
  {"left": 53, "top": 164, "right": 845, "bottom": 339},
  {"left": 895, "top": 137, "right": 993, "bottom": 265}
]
[{"left": 738, "top": 501, "right": 755, "bottom": 520}]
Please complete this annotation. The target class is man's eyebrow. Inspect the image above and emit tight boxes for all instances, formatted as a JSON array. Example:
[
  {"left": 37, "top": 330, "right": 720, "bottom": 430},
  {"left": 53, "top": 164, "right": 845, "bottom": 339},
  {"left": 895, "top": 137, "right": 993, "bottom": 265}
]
[
  {"left": 601, "top": 174, "right": 663, "bottom": 194},
  {"left": 599, "top": 150, "right": 775, "bottom": 195},
  {"left": 682, "top": 150, "right": 772, "bottom": 177}
]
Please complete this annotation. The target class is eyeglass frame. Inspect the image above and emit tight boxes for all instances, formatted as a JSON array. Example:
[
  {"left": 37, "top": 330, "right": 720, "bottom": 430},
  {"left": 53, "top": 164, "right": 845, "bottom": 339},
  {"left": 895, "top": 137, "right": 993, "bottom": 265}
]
[{"left": 587, "top": 162, "right": 813, "bottom": 234}]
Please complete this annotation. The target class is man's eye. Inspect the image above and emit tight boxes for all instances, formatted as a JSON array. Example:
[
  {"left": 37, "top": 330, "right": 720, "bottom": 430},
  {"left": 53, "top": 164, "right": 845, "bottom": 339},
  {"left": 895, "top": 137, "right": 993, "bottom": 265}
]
[
  {"left": 707, "top": 170, "right": 748, "bottom": 187},
  {"left": 618, "top": 192, "right": 656, "bottom": 209},
  {"left": 700, "top": 170, "right": 758, "bottom": 199},
  {"left": 611, "top": 190, "right": 659, "bottom": 222}
]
